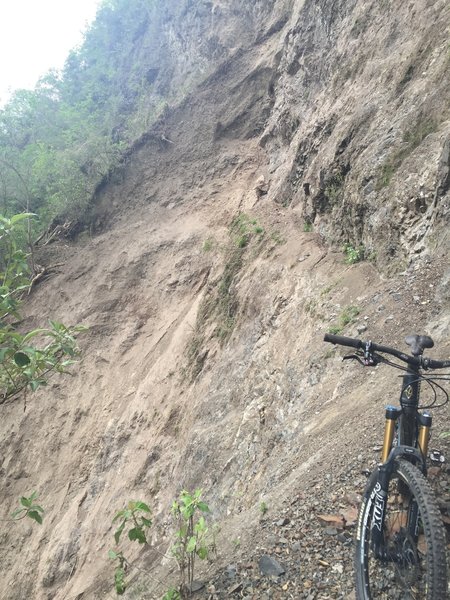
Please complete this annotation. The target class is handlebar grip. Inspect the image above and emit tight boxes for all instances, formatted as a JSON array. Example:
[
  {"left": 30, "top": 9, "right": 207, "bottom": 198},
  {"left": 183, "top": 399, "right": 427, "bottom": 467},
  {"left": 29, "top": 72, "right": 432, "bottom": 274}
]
[
  {"left": 425, "top": 358, "right": 450, "bottom": 370},
  {"left": 323, "top": 333, "right": 363, "bottom": 349}
]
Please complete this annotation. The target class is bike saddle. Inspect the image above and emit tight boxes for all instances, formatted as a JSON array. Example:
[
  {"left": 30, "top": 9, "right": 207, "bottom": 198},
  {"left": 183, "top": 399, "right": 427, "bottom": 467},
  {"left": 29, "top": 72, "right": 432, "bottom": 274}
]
[{"left": 405, "top": 334, "right": 434, "bottom": 356}]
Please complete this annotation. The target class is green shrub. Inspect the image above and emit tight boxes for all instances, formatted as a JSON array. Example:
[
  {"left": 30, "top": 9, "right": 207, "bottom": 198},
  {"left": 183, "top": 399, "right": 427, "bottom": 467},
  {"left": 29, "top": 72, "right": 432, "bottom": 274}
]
[{"left": 343, "top": 243, "right": 364, "bottom": 264}]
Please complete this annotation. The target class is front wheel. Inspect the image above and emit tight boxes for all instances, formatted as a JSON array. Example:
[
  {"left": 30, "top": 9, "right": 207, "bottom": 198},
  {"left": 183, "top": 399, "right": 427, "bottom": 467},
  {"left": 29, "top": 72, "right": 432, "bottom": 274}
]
[{"left": 355, "top": 459, "right": 447, "bottom": 599}]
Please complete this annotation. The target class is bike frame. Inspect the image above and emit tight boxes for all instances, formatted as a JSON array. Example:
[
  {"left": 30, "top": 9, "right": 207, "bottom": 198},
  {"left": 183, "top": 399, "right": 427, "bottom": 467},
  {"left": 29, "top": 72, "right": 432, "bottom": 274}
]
[{"left": 369, "top": 365, "right": 432, "bottom": 559}]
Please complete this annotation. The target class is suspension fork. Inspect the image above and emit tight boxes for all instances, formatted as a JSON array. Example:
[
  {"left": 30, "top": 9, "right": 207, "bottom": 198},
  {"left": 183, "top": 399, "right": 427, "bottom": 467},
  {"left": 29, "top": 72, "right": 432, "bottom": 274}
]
[
  {"left": 369, "top": 446, "right": 426, "bottom": 559},
  {"left": 368, "top": 366, "right": 432, "bottom": 559}
]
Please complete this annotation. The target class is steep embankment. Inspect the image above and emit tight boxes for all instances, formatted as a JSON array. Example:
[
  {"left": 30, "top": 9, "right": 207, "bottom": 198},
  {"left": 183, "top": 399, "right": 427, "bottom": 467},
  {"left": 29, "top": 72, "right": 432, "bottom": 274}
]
[{"left": 1, "top": 1, "right": 449, "bottom": 599}]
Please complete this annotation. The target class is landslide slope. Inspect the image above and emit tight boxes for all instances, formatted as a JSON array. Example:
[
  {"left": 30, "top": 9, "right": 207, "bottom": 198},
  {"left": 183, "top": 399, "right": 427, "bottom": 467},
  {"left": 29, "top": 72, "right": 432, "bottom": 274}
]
[{"left": 1, "top": 1, "right": 449, "bottom": 599}]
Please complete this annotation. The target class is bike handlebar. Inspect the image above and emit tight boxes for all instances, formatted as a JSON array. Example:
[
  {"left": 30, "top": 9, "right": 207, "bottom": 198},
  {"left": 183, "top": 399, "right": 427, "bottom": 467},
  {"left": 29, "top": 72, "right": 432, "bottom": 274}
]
[{"left": 323, "top": 333, "right": 450, "bottom": 370}]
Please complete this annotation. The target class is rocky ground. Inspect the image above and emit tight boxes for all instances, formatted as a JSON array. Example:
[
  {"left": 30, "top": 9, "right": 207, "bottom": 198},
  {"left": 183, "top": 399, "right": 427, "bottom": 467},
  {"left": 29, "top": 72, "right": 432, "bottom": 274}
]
[{"left": 202, "top": 439, "right": 450, "bottom": 599}]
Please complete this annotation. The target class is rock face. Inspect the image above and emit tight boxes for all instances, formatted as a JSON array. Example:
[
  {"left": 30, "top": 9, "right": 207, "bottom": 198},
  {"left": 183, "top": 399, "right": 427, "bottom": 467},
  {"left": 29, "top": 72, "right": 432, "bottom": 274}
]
[
  {"left": 0, "top": 1, "right": 449, "bottom": 599},
  {"left": 106, "top": 0, "right": 450, "bottom": 268}
]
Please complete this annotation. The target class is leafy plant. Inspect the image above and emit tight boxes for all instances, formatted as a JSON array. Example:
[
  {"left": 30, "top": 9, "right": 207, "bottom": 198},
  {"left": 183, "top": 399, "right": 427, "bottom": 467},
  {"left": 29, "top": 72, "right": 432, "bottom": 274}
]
[
  {"left": 303, "top": 222, "right": 313, "bottom": 232},
  {"left": 230, "top": 213, "right": 265, "bottom": 248},
  {"left": 162, "top": 588, "right": 182, "bottom": 600},
  {"left": 109, "top": 500, "right": 153, "bottom": 595},
  {"left": 259, "top": 501, "right": 268, "bottom": 515},
  {"left": 112, "top": 500, "right": 152, "bottom": 545},
  {"left": 11, "top": 491, "right": 44, "bottom": 524},
  {"left": 202, "top": 238, "right": 213, "bottom": 252},
  {"left": 171, "top": 489, "right": 211, "bottom": 598},
  {"left": 328, "top": 305, "right": 360, "bottom": 335},
  {"left": 108, "top": 550, "right": 127, "bottom": 595},
  {"left": 343, "top": 243, "right": 364, "bottom": 264},
  {"left": 0, "top": 213, "right": 85, "bottom": 405}
]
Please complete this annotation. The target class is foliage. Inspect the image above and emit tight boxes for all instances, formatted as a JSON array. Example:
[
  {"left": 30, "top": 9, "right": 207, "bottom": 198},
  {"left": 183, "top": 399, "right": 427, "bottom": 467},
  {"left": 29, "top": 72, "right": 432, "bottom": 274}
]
[
  {"left": 112, "top": 500, "right": 152, "bottom": 545},
  {"left": 171, "top": 489, "right": 211, "bottom": 598},
  {"left": 202, "top": 238, "right": 214, "bottom": 252},
  {"left": 328, "top": 305, "right": 360, "bottom": 335},
  {"left": 343, "top": 243, "right": 365, "bottom": 264},
  {"left": 11, "top": 491, "right": 44, "bottom": 524},
  {"left": 230, "top": 213, "right": 265, "bottom": 248},
  {"left": 108, "top": 550, "right": 127, "bottom": 595},
  {"left": 0, "top": 0, "right": 178, "bottom": 234},
  {"left": 303, "top": 222, "right": 313, "bottom": 232},
  {"left": 109, "top": 500, "right": 152, "bottom": 595},
  {"left": 0, "top": 213, "right": 85, "bottom": 404},
  {"left": 0, "top": 213, "right": 33, "bottom": 319},
  {"left": 259, "top": 501, "right": 268, "bottom": 515},
  {"left": 162, "top": 589, "right": 181, "bottom": 600}
]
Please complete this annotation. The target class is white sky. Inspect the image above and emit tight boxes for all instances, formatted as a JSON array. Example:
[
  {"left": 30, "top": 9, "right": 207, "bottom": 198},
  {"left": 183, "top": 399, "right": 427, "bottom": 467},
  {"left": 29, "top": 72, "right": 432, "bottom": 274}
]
[{"left": 0, "top": 0, "right": 102, "bottom": 106}]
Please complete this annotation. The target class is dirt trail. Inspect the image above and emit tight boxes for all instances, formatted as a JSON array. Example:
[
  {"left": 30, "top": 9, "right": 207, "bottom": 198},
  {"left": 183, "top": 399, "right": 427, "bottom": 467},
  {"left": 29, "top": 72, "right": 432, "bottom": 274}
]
[{"left": 1, "top": 1, "right": 449, "bottom": 598}]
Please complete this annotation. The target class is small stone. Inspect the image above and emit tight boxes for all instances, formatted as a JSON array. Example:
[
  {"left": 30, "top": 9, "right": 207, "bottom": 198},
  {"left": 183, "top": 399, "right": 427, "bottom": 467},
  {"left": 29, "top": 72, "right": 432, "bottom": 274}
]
[
  {"left": 356, "top": 324, "right": 367, "bottom": 333},
  {"left": 226, "top": 564, "right": 237, "bottom": 579},
  {"left": 258, "top": 555, "right": 286, "bottom": 576},
  {"left": 189, "top": 580, "right": 205, "bottom": 592}
]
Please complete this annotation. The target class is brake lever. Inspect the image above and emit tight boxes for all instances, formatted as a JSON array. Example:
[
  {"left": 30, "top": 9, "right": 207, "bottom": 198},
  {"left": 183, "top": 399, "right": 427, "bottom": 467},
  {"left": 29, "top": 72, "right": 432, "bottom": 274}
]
[
  {"left": 343, "top": 348, "right": 379, "bottom": 367},
  {"left": 343, "top": 353, "right": 367, "bottom": 366}
]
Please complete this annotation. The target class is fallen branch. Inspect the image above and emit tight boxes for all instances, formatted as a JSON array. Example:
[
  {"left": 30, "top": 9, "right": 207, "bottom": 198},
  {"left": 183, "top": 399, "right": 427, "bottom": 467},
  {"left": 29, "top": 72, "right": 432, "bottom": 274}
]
[{"left": 27, "top": 263, "right": 65, "bottom": 294}]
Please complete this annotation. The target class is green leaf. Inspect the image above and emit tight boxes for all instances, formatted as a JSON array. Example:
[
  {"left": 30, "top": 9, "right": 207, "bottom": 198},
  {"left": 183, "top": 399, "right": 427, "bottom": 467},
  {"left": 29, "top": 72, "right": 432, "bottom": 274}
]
[
  {"left": 14, "top": 351, "right": 31, "bottom": 367},
  {"left": 28, "top": 510, "right": 43, "bottom": 524},
  {"left": 114, "top": 567, "right": 126, "bottom": 594},
  {"left": 186, "top": 536, "right": 197, "bottom": 553},
  {"left": 0, "top": 347, "right": 13, "bottom": 361},
  {"left": 114, "top": 520, "right": 126, "bottom": 544},
  {"left": 22, "top": 329, "right": 49, "bottom": 342},
  {"left": 197, "top": 546, "right": 208, "bottom": 560},
  {"left": 20, "top": 496, "right": 32, "bottom": 508},
  {"left": 10, "top": 213, "right": 36, "bottom": 225},
  {"left": 112, "top": 509, "right": 126, "bottom": 522},
  {"left": 141, "top": 516, "right": 152, "bottom": 527},
  {"left": 11, "top": 508, "right": 26, "bottom": 519},
  {"left": 197, "top": 501, "right": 209, "bottom": 513},
  {"left": 128, "top": 527, "right": 146, "bottom": 544},
  {"left": 134, "top": 501, "right": 151, "bottom": 513},
  {"left": 108, "top": 549, "right": 118, "bottom": 560}
]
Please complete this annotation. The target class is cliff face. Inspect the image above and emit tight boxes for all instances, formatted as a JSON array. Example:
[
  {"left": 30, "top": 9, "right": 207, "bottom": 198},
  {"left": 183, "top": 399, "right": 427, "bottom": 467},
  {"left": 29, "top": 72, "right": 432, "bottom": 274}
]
[
  {"left": 117, "top": 0, "right": 449, "bottom": 267},
  {"left": 1, "top": 1, "right": 449, "bottom": 599},
  {"left": 263, "top": 0, "right": 449, "bottom": 265}
]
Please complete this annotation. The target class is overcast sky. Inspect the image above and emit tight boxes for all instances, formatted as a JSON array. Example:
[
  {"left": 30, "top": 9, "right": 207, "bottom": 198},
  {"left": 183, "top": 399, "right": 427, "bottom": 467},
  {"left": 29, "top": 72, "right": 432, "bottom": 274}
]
[{"left": 0, "top": 0, "right": 102, "bottom": 106}]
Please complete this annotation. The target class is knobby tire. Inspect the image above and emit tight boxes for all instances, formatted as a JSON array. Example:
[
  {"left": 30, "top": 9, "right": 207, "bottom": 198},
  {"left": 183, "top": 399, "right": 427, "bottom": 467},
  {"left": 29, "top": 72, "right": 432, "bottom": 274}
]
[{"left": 355, "top": 459, "right": 447, "bottom": 599}]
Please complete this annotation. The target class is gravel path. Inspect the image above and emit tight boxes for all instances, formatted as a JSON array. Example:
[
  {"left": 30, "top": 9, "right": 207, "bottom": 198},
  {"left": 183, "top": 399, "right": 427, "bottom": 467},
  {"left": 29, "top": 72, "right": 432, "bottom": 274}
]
[{"left": 200, "top": 444, "right": 450, "bottom": 599}]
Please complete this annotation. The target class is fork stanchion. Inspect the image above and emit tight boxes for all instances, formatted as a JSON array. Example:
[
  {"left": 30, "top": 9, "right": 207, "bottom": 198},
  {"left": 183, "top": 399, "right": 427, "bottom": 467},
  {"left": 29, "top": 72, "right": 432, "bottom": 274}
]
[
  {"left": 381, "top": 406, "right": 400, "bottom": 463},
  {"left": 418, "top": 412, "right": 432, "bottom": 458}
]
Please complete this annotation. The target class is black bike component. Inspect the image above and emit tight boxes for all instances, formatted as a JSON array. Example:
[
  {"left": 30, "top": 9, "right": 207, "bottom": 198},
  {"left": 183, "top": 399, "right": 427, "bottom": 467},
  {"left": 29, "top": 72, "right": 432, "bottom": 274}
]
[
  {"left": 385, "top": 405, "right": 400, "bottom": 418},
  {"left": 418, "top": 412, "right": 432, "bottom": 428},
  {"left": 405, "top": 334, "right": 434, "bottom": 356},
  {"left": 355, "top": 460, "right": 448, "bottom": 599},
  {"left": 386, "top": 444, "right": 426, "bottom": 472},
  {"left": 324, "top": 333, "right": 363, "bottom": 349},
  {"left": 325, "top": 333, "right": 449, "bottom": 597},
  {"left": 324, "top": 333, "right": 450, "bottom": 369},
  {"left": 399, "top": 367, "right": 420, "bottom": 447},
  {"left": 343, "top": 353, "right": 377, "bottom": 366}
]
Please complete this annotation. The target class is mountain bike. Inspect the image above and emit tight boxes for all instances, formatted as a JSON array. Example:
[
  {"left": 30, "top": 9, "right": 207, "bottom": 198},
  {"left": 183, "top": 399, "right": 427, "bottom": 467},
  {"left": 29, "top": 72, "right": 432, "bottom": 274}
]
[{"left": 324, "top": 332, "right": 450, "bottom": 599}]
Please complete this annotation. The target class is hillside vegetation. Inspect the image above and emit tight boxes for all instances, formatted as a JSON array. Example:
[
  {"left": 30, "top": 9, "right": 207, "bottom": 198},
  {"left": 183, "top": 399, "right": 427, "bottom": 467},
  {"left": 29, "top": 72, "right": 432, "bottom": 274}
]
[{"left": 0, "top": 1, "right": 449, "bottom": 599}]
